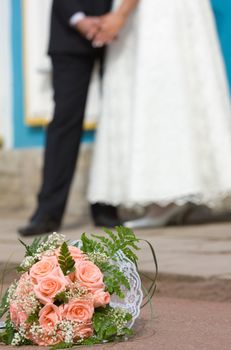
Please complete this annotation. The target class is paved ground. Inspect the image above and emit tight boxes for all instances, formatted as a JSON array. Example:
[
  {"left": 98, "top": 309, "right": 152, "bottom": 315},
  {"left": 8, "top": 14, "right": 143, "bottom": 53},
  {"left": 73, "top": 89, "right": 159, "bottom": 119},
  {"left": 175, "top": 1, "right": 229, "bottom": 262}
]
[
  {"left": 0, "top": 212, "right": 231, "bottom": 349},
  {"left": 1, "top": 212, "right": 231, "bottom": 280},
  {"left": 1, "top": 297, "right": 230, "bottom": 350}
]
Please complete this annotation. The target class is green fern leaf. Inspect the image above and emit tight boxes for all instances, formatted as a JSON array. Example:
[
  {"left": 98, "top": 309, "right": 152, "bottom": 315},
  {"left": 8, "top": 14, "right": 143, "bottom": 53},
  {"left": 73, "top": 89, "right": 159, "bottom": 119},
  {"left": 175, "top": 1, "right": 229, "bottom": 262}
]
[{"left": 58, "top": 242, "right": 76, "bottom": 276}]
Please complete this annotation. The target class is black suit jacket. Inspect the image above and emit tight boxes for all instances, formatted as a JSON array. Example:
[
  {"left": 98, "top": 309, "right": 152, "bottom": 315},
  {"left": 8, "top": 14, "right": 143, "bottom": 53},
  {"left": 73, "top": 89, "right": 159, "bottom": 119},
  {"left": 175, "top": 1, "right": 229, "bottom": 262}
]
[{"left": 48, "top": 0, "right": 112, "bottom": 55}]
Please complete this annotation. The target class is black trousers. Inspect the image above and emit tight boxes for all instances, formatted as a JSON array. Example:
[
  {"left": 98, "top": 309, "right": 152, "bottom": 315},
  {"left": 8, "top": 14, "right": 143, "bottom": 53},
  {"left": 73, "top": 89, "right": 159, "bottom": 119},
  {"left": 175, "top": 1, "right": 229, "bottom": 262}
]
[{"left": 33, "top": 52, "right": 103, "bottom": 223}]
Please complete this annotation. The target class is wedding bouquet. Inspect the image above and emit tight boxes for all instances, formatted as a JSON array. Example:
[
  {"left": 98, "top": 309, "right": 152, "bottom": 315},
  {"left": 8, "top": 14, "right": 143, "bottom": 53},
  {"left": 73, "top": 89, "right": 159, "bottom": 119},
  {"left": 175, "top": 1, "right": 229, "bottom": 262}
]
[{"left": 0, "top": 227, "right": 155, "bottom": 348}]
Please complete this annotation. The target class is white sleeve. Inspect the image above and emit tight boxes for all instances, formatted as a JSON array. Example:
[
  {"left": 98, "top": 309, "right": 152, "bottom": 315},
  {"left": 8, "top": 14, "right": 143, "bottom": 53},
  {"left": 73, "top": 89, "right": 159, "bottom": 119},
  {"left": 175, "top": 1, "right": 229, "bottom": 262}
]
[{"left": 69, "top": 12, "right": 86, "bottom": 26}]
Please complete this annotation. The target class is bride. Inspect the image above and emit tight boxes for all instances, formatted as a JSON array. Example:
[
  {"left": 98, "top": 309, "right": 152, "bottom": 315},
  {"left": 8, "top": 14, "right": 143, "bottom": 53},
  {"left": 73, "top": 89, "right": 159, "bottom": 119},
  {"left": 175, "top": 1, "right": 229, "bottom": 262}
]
[{"left": 88, "top": 0, "right": 231, "bottom": 228}]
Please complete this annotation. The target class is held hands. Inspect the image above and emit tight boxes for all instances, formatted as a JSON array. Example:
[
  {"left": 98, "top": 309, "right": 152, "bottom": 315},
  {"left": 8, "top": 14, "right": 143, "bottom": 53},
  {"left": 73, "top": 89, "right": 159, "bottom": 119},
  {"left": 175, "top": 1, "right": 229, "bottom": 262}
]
[
  {"left": 75, "top": 17, "right": 101, "bottom": 41},
  {"left": 93, "top": 12, "right": 126, "bottom": 47},
  {"left": 76, "top": 12, "right": 126, "bottom": 47}
]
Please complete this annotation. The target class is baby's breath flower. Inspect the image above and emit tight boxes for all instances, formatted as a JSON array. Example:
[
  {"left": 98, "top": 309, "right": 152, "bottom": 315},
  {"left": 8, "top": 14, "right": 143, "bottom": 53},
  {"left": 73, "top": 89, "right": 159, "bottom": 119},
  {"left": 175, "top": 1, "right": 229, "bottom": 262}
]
[
  {"left": 87, "top": 251, "right": 109, "bottom": 265},
  {"left": 7, "top": 281, "right": 18, "bottom": 303},
  {"left": 42, "top": 249, "right": 56, "bottom": 257},
  {"left": 11, "top": 326, "right": 26, "bottom": 346},
  {"left": 108, "top": 308, "right": 130, "bottom": 334},
  {"left": 47, "top": 232, "right": 65, "bottom": 247},
  {"left": 13, "top": 279, "right": 40, "bottom": 316},
  {"left": 20, "top": 256, "right": 36, "bottom": 270},
  {"left": 11, "top": 332, "right": 22, "bottom": 346},
  {"left": 56, "top": 282, "right": 90, "bottom": 303},
  {"left": 20, "top": 234, "right": 66, "bottom": 269},
  {"left": 66, "top": 282, "right": 89, "bottom": 300},
  {"left": 30, "top": 324, "right": 43, "bottom": 336},
  {"left": 36, "top": 233, "right": 65, "bottom": 256},
  {"left": 59, "top": 320, "right": 74, "bottom": 343}
]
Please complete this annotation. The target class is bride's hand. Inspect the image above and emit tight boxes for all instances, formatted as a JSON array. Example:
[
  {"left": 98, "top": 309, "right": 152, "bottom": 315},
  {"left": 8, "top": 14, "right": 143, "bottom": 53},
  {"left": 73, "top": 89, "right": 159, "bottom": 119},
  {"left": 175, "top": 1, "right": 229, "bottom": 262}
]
[
  {"left": 75, "top": 17, "right": 101, "bottom": 41},
  {"left": 92, "top": 12, "right": 126, "bottom": 47}
]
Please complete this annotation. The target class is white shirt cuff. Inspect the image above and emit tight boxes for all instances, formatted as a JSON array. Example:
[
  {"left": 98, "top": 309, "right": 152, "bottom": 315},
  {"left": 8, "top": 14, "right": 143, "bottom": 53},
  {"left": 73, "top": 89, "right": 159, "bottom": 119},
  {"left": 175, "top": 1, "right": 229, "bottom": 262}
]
[{"left": 69, "top": 12, "right": 86, "bottom": 26}]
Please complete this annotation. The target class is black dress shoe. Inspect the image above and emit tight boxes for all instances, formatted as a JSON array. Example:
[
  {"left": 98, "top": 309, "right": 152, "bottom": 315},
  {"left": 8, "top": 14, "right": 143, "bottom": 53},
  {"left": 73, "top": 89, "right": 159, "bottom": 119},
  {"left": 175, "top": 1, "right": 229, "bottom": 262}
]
[
  {"left": 90, "top": 203, "right": 122, "bottom": 228},
  {"left": 18, "top": 218, "right": 60, "bottom": 237},
  {"left": 92, "top": 214, "right": 122, "bottom": 228}
]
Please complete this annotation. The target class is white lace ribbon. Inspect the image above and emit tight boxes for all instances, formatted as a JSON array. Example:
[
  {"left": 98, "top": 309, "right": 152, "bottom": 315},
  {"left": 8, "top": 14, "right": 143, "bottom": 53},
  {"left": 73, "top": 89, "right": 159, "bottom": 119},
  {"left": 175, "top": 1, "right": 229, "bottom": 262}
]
[{"left": 109, "top": 250, "right": 143, "bottom": 328}]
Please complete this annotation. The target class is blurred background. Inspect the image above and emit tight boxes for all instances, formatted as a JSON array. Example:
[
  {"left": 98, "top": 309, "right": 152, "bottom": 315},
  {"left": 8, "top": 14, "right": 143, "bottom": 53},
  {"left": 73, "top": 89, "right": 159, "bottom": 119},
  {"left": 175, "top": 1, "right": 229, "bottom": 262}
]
[{"left": 0, "top": 0, "right": 231, "bottom": 222}]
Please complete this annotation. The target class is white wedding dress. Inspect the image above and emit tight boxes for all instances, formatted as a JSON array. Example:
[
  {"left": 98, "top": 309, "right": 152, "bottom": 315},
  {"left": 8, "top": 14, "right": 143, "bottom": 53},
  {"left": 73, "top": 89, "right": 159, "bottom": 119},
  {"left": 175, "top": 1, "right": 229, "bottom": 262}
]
[{"left": 88, "top": 0, "right": 231, "bottom": 207}]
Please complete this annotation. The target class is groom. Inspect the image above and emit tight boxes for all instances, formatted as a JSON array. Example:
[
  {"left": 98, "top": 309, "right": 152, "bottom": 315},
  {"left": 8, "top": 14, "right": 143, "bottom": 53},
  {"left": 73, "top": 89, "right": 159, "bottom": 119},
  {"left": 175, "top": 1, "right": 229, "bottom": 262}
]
[{"left": 19, "top": 0, "right": 121, "bottom": 237}]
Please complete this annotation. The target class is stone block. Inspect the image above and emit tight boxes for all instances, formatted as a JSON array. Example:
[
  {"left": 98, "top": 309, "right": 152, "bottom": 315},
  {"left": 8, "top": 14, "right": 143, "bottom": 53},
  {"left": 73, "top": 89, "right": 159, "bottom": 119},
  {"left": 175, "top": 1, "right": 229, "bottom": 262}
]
[{"left": 0, "top": 145, "right": 92, "bottom": 219}]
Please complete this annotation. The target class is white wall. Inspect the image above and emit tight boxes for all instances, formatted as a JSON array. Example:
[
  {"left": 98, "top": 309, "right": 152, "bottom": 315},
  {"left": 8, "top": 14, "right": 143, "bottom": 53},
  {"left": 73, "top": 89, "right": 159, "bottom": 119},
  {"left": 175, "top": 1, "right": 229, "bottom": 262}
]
[
  {"left": 0, "top": 0, "right": 13, "bottom": 149},
  {"left": 23, "top": 0, "right": 101, "bottom": 126},
  {"left": 23, "top": 0, "right": 53, "bottom": 122}
]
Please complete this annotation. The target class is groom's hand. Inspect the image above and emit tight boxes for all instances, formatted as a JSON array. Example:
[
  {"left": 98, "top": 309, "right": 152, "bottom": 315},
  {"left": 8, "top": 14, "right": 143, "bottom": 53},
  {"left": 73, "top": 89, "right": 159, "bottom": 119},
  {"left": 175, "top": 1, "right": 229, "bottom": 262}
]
[
  {"left": 75, "top": 17, "right": 101, "bottom": 41},
  {"left": 93, "top": 12, "right": 126, "bottom": 47}
]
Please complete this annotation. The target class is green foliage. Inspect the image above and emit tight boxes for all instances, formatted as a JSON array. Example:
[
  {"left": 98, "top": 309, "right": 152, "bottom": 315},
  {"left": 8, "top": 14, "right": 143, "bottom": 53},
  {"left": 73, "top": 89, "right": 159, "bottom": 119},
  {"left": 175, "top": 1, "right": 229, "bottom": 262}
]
[
  {"left": 20, "top": 338, "right": 34, "bottom": 346},
  {"left": 51, "top": 341, "right": 73, "bottom": 349},
  {"left": 0, "top": 332, "right": 6, "bottom": 345},
  {"left": 58, "top": 242, "right": 76, "bottom": 276},
  {"left": 101, "top": 264, "right": 130, "bottom": 299},
  {"left": 0, "top": 315, "right": 15, "bottom": 345},
  {"left": 0, "top": 332, "right": 9, "bottom": 345},
  {"left": 80, "top": 227, "right": 140, "bottom": 298},
  {"left": 26, "top": 311, "right": 39, "bottom": 325},
  {"left": 93, "top": 306, "right": 133, "bottom": 342},
  {"left": 80, "top": 232, "right": 106, "bottom": 255},
  {"left": 50, "top": 342, "right": 73, "bottom": 350},
  {"left": 0, "top": 288, "right": 9, "bottom": 318},
  {"left": 18, "top": 236, "right": 49, "bottom": 257},
  {"left": 54, "top": 291, "right": 68, "bottom": 305},
  {"left": 92, "top": 226, "right": 139, "bottom": 263},
  {"left": 77, "top": 336, "right": 102, "bottom": 346},
  {"left": 16, "top": 265, "right": 27, "bottom": 273}
]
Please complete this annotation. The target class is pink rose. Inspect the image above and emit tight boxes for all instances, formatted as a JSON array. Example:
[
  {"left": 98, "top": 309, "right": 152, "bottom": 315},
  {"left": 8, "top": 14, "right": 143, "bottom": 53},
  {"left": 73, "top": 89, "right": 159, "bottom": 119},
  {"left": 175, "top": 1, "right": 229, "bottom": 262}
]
[
  {"left": 29, "top": 256, "right": 58, "bottom": 283},
  {"left": 63, "top": 299, "right": 94, "bottom": 323},
  {"left": 75, "top": 261, "right": 104, "bottom": 291},
  {"left": 34, "top": 274, "right": 68, "bottom": 304},
  {"left": 93, "top": 289, "right": 110, "bottom": 308},
  {"left": 68, "top": 246, "right": 85, "bottom": 261},
  {"left": 66, "top": 272, "right": 76, "bottom": 283},
  {"left": 39, "top": 303, "right": 62, "bottom": 330},
  {"left": 73, "top": 323, "right": 93, "bottom": 341}
]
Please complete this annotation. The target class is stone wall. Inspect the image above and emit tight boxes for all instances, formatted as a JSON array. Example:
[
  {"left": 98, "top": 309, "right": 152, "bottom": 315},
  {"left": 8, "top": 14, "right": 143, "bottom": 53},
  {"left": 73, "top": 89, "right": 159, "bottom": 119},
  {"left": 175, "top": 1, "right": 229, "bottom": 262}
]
[
  {"left": 1, "top": 145, "right": 231, "bottom": 223},
  {"left": 0, "top": 145, "right": 92, "bottom": 221}
]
